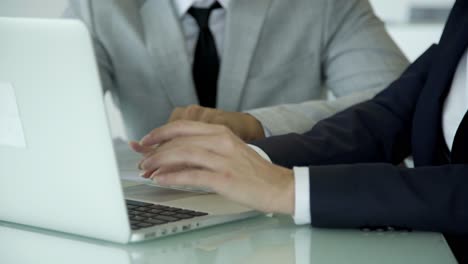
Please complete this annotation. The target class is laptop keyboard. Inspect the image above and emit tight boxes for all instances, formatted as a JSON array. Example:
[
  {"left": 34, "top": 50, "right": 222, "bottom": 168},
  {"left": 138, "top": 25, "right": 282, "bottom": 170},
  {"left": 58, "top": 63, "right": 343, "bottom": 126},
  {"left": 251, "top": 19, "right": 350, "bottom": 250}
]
[{"left": 126, "top": 200, "right": 209, "bottom": 230}]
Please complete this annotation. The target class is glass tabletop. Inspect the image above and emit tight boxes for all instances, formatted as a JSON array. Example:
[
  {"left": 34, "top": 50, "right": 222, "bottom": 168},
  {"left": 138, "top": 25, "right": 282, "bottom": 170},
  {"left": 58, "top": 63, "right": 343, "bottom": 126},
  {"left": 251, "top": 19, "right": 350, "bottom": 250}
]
[{"left": 0, "top": 213, "right": 456, "bottom": 264}]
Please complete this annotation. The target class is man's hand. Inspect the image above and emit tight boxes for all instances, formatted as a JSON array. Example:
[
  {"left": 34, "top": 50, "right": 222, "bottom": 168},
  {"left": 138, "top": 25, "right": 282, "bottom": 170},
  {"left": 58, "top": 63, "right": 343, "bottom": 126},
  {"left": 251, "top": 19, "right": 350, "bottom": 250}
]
[
  {"left": 129, "top": 121, "right": 294, "bottom": 215},
  {"left": 168, "top": 105, "right": 266, "bottom": 141}
]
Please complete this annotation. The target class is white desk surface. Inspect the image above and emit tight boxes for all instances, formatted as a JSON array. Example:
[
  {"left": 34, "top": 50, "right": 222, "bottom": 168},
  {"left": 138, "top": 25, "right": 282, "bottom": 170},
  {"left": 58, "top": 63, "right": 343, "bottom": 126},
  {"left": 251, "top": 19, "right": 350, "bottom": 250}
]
[{"left": 0, "top": 197, "right": 457, "bottom": 264}]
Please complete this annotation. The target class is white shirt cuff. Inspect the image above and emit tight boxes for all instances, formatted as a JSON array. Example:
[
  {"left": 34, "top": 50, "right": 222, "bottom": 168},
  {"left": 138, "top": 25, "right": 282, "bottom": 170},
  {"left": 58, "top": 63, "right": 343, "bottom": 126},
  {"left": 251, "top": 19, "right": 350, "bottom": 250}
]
[
  {"left": 248, "top": 144, "right": 272, "bottom": 163},
  {"left": 262, "top": 124, "right": 273, "bottom": 138},
  {"left": 293, "top": 167, "right": 311, "bottom": 225}
]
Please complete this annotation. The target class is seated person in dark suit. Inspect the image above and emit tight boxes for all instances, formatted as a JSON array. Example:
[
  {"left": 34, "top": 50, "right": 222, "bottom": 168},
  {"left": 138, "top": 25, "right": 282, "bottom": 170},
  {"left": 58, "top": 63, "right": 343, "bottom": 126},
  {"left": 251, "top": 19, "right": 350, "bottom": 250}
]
[{"left": 131, "top": 0, "right": 468, "bottom": 261}]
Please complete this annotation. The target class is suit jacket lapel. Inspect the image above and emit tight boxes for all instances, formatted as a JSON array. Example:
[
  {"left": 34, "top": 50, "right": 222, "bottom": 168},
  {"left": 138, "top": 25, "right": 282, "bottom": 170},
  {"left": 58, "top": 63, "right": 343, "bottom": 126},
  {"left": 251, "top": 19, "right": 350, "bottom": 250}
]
[
  {"left": 412, "top": 0, "right": 468, "bottom": 166},
  {"left": 217, "top": 0, "right": 273, "bottom": 111},
  {"left": 140, "top": 0, "right": 198, "bottom": 107}
]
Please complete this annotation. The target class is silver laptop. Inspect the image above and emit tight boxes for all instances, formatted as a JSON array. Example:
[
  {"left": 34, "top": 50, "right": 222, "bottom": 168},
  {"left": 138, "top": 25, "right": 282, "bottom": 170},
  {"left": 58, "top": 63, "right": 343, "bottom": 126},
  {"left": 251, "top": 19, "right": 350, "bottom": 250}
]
[{"left": 0, "top": 17, "right": 259, "bottom": 244}]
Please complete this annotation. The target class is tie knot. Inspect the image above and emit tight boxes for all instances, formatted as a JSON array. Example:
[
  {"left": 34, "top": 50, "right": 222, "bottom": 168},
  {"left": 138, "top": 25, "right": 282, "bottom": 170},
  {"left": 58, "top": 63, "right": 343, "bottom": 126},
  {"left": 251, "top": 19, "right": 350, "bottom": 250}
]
[{"left": 188, "top": 2, "right": 222, "bottom": 29}]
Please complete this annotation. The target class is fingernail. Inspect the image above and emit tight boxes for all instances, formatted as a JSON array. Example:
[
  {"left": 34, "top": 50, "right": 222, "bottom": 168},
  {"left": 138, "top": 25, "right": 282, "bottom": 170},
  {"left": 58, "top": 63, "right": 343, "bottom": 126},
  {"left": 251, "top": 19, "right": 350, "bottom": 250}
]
[
  {"left": 138, "top": 159, "right": 145, "bottom": 170},
  {"left": 139, "top": 171, "right": 147, "bottom": 178},
  {"left": 139, "top": 158, "right": 149, "bottom": 170},
  {"left": 140, "top": 135, "right": 150, "bottom": 145},
  {"left": 150, "top": 170, "right": 164, "bottom": 182},
  {"left": 149, "top": 169, "right": 158, "bottom": 179}
]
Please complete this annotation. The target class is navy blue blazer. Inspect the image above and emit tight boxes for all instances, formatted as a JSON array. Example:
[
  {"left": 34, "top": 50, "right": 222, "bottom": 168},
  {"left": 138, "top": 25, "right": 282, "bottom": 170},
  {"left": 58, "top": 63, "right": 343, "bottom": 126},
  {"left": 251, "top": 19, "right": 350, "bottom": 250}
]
[{"left": 253, "top": 0, "right": 468, "bottom": 235}]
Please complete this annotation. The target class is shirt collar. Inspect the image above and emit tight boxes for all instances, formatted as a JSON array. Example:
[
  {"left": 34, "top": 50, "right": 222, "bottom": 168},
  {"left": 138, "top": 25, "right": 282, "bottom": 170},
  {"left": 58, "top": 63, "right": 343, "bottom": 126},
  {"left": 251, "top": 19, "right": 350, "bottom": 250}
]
[{"left": 173, "top": 0, "right": 230, "bottom": 18}]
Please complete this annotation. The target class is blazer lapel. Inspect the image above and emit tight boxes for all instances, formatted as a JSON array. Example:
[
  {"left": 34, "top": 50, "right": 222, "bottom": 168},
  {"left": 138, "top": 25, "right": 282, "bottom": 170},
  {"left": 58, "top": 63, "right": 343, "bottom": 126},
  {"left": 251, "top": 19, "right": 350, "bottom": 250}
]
[
  {"left": 217, "top": 0, "right": 273, "bottom": 111},
  {"left": 412, "top": 1, "right": 468, "bottom": 166},
  {"left": 140, "top": 0, "right": 198, "bottom": 107}
]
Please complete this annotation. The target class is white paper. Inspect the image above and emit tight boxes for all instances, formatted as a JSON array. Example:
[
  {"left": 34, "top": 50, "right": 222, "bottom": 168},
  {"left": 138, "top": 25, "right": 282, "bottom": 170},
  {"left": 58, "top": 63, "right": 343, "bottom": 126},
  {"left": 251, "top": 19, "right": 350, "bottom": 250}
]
[{"left": 0, "top": 82, "right": 27, "bottom": 149}]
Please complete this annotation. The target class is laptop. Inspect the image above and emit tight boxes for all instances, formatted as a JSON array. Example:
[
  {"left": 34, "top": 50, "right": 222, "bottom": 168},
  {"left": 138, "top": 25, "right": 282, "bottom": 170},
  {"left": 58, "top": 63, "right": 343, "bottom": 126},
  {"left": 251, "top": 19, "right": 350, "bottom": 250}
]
[{"left": 0, "top": 17, "right": 259, "bottom": 244}]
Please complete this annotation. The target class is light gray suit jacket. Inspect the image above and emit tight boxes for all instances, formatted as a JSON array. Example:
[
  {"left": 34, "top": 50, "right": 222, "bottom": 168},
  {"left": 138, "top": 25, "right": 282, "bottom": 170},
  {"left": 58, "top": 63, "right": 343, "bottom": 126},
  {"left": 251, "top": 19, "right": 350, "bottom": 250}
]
[{"left": 65, "top": 0, "right": 408, "bottom": 140}]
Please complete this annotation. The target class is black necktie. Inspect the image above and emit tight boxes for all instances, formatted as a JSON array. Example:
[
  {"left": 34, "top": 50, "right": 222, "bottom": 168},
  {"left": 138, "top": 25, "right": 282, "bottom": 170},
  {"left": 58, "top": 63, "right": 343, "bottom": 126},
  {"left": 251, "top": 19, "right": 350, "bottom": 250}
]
[
  {"left": 188, "top": 2, "right": 222, "bottom": 108},
  {"left": 451, "top": 110, "right": 468, "bottom": 164}
]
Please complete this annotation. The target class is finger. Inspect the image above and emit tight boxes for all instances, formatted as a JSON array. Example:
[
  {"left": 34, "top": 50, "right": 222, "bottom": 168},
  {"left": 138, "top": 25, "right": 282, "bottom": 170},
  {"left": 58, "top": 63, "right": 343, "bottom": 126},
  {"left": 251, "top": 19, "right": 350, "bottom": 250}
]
[
  {"left": 152, "top": 169, "right": 218, "bottom": 190},
  {"left": 137, "top": 149, "right": 160, "bottom": 169},
  {"left": 129, "top": 141, "right": 155, "bottom": 154},
  {"left": 140, "top": 145, "right": 226, "bottom": 173},
  {"left": 180, "top": 105, "right": 205, "bottom": 121},
  {"left": 168, "top": 107, "right": 184, "bottom": 123},
  {"left": 140, "top": 120, "right": 229, "bottom": 146},
  {"left": 200, "top": 108, "right": 220, "bottom": 124},
  {"left": 154, "top": 134, "right": 234, "bottom": 157},
  {"left": 212, "top": 115, "right": 232, "bottom": 132},
  {"left": 140, "top": 169, "right": 156, "bottom": 179},
  {"left": 150, "top": 164, "right": 190, "bottom": 177}
]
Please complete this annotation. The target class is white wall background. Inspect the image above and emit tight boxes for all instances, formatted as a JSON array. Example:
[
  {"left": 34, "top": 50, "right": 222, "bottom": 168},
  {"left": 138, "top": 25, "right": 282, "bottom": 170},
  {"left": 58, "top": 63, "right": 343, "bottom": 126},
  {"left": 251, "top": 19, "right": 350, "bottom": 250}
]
[
  {"left": 0, "top": 0, "right": 67, "bottom": 17},
  {"left": 0, "top": 0, "right": 455, "bottom": 59},
  {"left": 0, "top": 0, "right": 455, "bottom": 138},
  {"left": 370, "top": 0, "right": 454, "bottom": 23}
]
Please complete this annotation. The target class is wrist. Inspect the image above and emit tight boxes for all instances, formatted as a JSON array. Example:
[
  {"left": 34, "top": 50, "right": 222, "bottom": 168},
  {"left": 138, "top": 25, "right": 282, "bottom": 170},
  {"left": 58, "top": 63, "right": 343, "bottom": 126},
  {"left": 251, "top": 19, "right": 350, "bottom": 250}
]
[
  {"left": 243, "top": 113, "right": 265, "bottom": 141},
  {"left": 273, "top": 167, "right": 295, "bottom": 216}
]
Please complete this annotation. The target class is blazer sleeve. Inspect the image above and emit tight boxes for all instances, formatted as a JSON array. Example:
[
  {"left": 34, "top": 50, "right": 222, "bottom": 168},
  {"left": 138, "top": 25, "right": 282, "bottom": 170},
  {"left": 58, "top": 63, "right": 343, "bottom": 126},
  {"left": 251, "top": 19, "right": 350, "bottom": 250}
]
[
  {"left": 252, "top": 44, "right": 437, "bottom": 168},
  {"left": 63, "top": 0, "right": 116, "bottom": 95},
  {"left": 251, "top": 45, "right": 468, "bottom": 234},
  {"left": 307, "top": 163, "right": 468, "bottom": 235},
  {"left": 247, "top": 0, "right": 409, "bottom": 136}
]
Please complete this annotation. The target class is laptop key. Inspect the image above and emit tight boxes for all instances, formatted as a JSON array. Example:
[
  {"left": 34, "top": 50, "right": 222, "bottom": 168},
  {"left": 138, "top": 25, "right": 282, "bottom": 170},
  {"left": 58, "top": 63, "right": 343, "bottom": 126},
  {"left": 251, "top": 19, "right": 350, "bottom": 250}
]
[
  {"left": 130, "top": 211, "right": 145, "bottom": 215},
  {"left": 126, "top": 200, "right": 152, "bottom": 207},
  {"left": 178, "top": 210, "right": 197, "bottom": 214},
  {"left": 146, "top": 219, "right": 167, "bottom": 225},
  {"left": 160, "top": 211, "right": 177, "bottom": 216},
  {"left": 135, "top": 207, "right": 152, "bottom": 212},
  {"left": 142, "top": 213, "right": 157, "bottom": 218},
  {"left": 131, "top": 216, "right": 146, "bottom": 221},
  {"left": 137, "top": 222, "right": 153, "bottom": 228},
  {"left": 178, "top": 210, "right": 208, "bottom": 217},
  {"left": 155, "top": 215, "right": 180, "bottom": 222},
  {"left": 174, "top": 214, "right": 195, "bottom": 219},
  {"left": 164, "top": 207, "right": 180, "bottom": 212},
  {"left": 149, "top": 205, "right": 166, "bottom": 210},
  {"left": 191, "top": 212, "right": 208, "bottom": 217}
]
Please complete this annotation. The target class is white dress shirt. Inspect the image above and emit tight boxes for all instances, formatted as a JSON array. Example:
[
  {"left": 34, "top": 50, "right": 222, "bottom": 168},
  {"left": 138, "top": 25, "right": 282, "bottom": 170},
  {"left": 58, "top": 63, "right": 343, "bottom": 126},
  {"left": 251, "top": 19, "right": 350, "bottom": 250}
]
[
  {"left": 251, "top": 48, "right": 468, "bottom": 225},
  {"left": 173, "top": 0, "right": 230, "bottom": 64},
  {"left": 443, "top": 49, "right": 468, "bottom": 151}
]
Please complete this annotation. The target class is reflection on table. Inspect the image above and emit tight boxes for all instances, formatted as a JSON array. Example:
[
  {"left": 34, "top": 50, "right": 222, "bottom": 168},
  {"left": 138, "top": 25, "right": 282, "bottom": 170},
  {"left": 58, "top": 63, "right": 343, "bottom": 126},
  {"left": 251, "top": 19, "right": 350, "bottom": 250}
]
[{"left": 0, "top": 215, "right": 455, "bottom": 264}]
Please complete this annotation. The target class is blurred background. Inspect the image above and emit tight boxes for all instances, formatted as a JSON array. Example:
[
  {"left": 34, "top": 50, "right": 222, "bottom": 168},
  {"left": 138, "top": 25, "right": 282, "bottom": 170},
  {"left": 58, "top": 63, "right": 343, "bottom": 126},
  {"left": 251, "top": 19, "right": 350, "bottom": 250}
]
[
  {"left": 0, "top": 0, "right": 454, "bottom": 60},
  {"left": 0, "top": 0, "right": 456, "bottom": 138}
]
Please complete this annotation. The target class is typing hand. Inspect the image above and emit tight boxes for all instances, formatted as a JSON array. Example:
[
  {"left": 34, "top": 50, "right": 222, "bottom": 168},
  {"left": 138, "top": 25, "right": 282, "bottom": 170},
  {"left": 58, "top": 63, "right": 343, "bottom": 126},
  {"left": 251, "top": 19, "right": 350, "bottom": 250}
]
[
  {"left": 131, "top": 120, "right": 294, "bottom": 215},
  {"left": 168, "top": 105, "right": 265, "bottom": 141}
]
